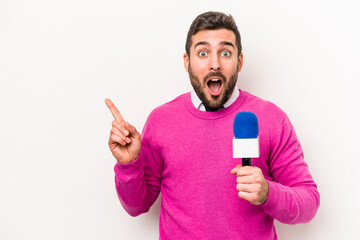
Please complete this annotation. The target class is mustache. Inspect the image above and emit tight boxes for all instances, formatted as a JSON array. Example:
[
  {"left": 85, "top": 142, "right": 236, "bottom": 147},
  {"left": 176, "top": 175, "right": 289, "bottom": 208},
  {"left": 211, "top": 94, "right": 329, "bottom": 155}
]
[{"left": 203, "top": 72, "right": 226, "bottom": 82}]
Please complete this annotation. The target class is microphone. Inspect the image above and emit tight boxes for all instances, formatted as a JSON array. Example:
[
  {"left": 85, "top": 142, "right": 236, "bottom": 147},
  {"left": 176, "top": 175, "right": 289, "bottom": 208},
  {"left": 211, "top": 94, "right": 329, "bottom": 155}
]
[{"left": 233, "top": 112, "right": 260, "bottom": 166}]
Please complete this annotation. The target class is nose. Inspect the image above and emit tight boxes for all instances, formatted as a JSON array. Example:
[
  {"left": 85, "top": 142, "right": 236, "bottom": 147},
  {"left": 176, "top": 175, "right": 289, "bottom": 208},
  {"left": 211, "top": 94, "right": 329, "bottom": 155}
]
[{"left": 209, "top": 55, "right": 221, "bottom": 71}]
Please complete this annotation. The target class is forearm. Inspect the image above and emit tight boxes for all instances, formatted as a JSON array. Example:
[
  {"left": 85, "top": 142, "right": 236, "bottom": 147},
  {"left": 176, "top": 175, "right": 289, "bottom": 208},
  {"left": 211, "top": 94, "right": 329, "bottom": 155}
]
[
  {"left": 114, "top": 155, "right": 160, "bottom": 217},
  {"left": 261, "top": 180, "right": 320, "bottom": 224}
]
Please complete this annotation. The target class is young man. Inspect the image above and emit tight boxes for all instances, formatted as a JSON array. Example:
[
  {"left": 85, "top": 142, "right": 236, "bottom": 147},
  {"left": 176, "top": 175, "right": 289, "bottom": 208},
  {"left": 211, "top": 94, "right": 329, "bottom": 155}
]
[{"left": 106, "top": 12, "right": 320, "bottom": 240}]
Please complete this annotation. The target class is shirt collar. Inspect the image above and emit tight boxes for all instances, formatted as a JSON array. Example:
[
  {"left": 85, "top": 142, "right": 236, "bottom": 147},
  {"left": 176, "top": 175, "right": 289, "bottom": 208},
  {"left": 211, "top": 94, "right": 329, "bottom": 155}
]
[{"left": 190, "top": 87, "right": 239, "bottom": 111}]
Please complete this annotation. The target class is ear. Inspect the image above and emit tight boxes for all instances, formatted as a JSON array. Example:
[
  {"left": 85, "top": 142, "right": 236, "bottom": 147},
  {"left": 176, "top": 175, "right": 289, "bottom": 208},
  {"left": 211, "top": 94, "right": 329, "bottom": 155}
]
[
  {"left": 183, "top": 53, "right": 189, "bottom": 72},
  {"left": 237, "top": 52, "right": 244, "bottom": 72}
]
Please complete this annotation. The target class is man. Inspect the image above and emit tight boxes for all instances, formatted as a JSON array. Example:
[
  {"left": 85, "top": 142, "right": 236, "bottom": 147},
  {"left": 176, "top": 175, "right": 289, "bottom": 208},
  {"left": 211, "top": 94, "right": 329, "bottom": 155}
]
[{"left": 106, "top": 12, "right": 320, "bottom": 239}]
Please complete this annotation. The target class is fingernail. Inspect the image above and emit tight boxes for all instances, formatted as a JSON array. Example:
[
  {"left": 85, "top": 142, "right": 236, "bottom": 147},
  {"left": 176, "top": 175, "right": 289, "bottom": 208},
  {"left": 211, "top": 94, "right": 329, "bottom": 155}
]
[
  {"left": 126, "top": 137, "right": 131, "bottom": 143},
  {"left": 124, "top": 130, "right": 129, "bottom": 135}
]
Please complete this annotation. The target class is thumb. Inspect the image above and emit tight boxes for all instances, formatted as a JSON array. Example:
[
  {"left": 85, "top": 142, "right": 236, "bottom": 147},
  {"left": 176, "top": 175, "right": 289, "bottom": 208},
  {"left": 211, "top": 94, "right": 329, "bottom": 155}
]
[
  {"left": 125, "top": 122, "right": 141, "bottom": 139},
  {"left": 231, "top": 164, "right": 242, "bottom": 175}
]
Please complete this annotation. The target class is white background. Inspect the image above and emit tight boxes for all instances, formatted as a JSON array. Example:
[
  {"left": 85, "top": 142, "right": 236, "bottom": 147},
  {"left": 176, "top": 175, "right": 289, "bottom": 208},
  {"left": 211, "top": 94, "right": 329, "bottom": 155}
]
[{"left": 1, "top": 0, "right": 359, "bottom": 239}]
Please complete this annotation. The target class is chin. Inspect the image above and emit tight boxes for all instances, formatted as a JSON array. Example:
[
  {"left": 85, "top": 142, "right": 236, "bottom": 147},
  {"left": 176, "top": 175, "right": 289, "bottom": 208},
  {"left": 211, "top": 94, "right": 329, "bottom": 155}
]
[{"left": 206, "top": 96, "right": 225, "bottom": 108}]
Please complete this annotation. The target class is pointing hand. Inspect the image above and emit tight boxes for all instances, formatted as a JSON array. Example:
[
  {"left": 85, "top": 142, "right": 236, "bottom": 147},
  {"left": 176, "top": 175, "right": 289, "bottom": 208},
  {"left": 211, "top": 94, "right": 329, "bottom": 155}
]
[{"left": 105, "top": 98, "right": 141, "bottom": 164}]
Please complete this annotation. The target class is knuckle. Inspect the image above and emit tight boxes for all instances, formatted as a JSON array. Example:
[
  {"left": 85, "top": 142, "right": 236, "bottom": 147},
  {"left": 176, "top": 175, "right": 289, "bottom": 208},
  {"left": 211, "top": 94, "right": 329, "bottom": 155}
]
[
  {"left": 110, "top": 128, "right": 116, "bottom": 134},
  {"left": 236, "top": 177, "right": 241, "bottom": 183},
  {"left": 112, "top": 121, "right": 118, "bottom": 128},
  {"left": 110, "top": 134, "right": 118, "bottom": 141}
]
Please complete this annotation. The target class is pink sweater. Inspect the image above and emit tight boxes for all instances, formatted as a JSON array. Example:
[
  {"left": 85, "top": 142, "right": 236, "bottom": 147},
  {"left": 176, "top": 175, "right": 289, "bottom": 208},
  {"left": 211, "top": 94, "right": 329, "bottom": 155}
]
[{"left": 114, "top": 90, "right": 320, "bottom": 239}]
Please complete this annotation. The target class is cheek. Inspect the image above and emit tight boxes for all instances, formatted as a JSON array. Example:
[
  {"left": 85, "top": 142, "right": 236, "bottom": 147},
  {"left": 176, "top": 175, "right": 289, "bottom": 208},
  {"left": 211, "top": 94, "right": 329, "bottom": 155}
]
[
  {"left": 222, "top": 60, "right": 238, "bottom": 74},
  {"left": 189, "top": 61, "right": 207, "bottom": 77}
]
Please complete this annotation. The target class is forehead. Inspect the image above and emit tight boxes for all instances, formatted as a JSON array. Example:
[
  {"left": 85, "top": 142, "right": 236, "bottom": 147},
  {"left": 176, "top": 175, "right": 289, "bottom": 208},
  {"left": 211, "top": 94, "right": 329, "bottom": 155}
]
[{"left": 191, "top": 29, "right": 236, "bottom": 48}]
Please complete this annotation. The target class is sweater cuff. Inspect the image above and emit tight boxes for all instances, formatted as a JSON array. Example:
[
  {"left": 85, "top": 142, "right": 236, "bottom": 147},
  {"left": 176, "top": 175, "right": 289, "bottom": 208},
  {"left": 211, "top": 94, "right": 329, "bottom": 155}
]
[
  {"left": 261, "top": 180, "right": 279, "bottom": 211},
  {"left": 114, "top": 155, "right": 143, "bottom": 178}
]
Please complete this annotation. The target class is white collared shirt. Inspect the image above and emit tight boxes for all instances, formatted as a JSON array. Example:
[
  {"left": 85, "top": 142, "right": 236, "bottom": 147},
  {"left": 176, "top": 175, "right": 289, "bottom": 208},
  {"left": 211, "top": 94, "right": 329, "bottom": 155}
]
[{"left": 190, "top": 87, "right": 239, "bottom": 111}]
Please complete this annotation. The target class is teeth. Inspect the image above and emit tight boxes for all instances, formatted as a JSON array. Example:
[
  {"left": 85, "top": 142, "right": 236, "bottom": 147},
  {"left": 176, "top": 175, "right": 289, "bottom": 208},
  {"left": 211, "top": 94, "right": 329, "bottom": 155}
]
[{"left": 211, "top": 79, "right": 220, "bottom": 81}]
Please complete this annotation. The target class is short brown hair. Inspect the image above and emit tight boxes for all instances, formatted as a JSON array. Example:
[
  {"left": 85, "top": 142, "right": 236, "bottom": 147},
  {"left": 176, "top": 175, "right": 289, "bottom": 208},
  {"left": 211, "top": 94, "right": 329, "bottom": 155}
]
[{"left": 185, "top": 11, "right": 242, "bottom": 57}]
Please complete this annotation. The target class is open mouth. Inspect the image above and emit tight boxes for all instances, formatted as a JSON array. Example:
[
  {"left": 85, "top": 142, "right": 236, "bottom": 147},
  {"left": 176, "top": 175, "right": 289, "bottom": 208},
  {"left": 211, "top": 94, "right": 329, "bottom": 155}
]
[{"left": 206, "top": 77, "right": 223, "bottom": 96}]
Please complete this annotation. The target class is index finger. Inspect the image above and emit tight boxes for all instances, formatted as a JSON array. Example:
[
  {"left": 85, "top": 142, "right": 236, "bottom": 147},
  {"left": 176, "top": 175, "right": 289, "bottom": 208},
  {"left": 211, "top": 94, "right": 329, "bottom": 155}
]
[
  {"left": 105, "top": 98, "right": 124, "bottom": 121},
  {"left": 234, "top": 166, "right": 255, "bottom": 176}
]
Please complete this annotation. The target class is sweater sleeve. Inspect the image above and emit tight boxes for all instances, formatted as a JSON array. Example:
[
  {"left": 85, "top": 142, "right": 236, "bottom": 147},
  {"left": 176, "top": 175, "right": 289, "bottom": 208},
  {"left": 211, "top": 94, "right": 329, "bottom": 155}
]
[
  {"left": 261, "top": 115, "right": 320, "bottom": 224},
  {"left": 113, "top": 118, "right": 163, "bottom": 217}
]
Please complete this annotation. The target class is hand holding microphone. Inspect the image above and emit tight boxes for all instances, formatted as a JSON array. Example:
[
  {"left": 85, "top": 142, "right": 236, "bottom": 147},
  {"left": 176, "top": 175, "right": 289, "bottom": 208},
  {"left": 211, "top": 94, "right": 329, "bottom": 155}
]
[
  {"left": 231, "top": 112, "right": 268, "bottom": 205},
  {"left": 231, "top": 165, "right": 269, "bottom": 205},
  {"left": 105, "top": 98, "right": 141, "bottom": 164}
]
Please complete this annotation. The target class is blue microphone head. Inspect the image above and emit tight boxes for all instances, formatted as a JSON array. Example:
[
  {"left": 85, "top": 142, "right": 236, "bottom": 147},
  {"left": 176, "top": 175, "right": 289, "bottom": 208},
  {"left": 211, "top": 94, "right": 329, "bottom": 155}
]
[{"left": 233, "top": 112, "right": 259, "bottom": 139}]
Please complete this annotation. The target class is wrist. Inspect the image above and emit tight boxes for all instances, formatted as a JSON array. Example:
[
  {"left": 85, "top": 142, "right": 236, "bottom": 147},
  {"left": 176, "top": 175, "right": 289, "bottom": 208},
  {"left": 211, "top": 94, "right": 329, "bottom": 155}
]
[{"left": 259, "top": 179, "right": 269, "bottom": 205}]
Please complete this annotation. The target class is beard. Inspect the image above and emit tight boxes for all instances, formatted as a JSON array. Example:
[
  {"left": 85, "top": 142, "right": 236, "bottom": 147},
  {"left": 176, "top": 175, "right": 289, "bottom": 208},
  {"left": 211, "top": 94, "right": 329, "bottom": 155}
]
[{"left": 188, "top": 64, "right": 238, "bottom": 111}]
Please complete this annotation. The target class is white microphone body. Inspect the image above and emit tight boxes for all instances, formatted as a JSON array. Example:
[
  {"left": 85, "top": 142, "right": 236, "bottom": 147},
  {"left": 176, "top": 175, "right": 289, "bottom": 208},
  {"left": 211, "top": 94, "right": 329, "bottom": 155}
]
[{"left": 232, "top": 137, "right": 260, "bottom": 158}]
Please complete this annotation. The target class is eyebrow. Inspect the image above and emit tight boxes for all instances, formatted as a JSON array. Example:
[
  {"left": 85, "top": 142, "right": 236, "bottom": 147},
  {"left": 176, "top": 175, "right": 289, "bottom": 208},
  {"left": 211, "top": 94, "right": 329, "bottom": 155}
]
[
  {"left": 220, "top": 41, "right": 235, "bottom": 48},
  {"left": 194, "top": 41, "right": 235, "bottom": 49},
  {"left": 194, "top": 41, "right": 209, "bottom": 48}
]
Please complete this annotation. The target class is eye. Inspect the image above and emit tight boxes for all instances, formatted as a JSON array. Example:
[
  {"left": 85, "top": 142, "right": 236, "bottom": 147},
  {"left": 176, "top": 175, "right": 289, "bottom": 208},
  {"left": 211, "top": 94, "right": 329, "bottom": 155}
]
[
  {"left": 199, "top": 51, "right": 208, "bottom": 57},
  {"left": 221, "top": 51, "right": 231, "bottom": 57}
]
